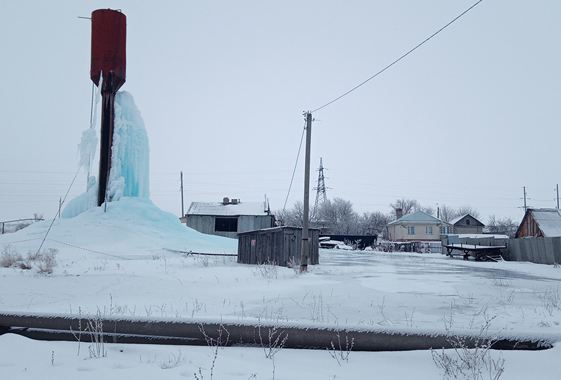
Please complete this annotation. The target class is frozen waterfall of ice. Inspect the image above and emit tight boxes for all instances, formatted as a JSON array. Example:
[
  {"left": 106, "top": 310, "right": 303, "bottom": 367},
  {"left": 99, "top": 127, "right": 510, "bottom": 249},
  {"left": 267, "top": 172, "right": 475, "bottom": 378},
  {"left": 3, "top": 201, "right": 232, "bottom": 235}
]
[
  {"left": 107, "top": 91, "right": 150, "bottom": 201},
  {"left": 77, "top": 84, "right": 100, "bottom": 175},
  {"left": 63, "top": 91, "right": 149, "bottom": 218}
]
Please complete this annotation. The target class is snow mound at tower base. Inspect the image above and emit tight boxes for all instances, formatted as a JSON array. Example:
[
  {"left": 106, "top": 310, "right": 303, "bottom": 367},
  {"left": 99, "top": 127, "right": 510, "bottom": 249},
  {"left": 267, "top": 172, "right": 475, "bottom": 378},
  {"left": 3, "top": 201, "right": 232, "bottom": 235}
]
[{"left": 0, "top": 197, "right": 237, "bottom": 259}]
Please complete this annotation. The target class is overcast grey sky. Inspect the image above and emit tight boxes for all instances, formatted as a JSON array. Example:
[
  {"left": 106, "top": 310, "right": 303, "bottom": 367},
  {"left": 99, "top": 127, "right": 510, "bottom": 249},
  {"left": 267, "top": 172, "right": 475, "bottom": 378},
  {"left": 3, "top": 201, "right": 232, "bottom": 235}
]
[{"left": 1, "top": 0, "right": 560, "bottom": 224}]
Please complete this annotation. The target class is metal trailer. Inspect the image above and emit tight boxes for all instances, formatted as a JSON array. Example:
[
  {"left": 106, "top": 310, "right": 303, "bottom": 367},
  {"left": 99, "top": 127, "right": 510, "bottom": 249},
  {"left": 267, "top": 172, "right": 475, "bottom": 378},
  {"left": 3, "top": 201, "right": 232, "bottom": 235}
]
[{"left": 443, "top": 243, "right": 507, "bottom": 262}]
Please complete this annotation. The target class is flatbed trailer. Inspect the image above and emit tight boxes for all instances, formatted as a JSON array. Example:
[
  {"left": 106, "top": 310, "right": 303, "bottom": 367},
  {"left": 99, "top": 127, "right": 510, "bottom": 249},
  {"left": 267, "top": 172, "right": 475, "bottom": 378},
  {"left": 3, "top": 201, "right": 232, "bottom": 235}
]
[{"left": 443, "top": 243, "right": 506, "bottom": 262}]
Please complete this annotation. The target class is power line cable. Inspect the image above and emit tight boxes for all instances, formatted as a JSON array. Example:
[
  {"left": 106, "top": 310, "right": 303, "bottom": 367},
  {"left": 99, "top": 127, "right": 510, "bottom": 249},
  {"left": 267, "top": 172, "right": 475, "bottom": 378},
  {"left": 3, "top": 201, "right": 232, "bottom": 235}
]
[
  {"left": 283, "top": 120, "right": 307, "bottom": 211},
  {"left": 312, "top": 0, "right": 484, "bottom": 113},
  {"left": 36, "top": 167, "right": 82, "bottom": 253}
]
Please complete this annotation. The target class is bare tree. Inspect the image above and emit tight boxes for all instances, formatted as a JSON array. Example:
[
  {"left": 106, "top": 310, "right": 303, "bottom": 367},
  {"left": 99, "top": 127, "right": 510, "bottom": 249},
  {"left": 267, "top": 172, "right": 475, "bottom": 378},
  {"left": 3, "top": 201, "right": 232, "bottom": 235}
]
[
  {"left": 456, "top": 205, "right": 480, "bottom": 220},
  {"left": 437, "top": 205, "right": 480, "bottom": 222},
  {"left": 318, "top": 198, "right": 359, "bottom": 234},
  {"left": 274, "top": 208, "right": 289, "bottom": 226},
  {"left": 274, "top": 201, "right": 304, "bottom": 227},
  {"left": 420, "top": 206, "right": 435, "bottom": 216},
  {"left": 500, "top": 217, "right": 518, "bottom": 237},
  {"left": 389, "top": 198, "right": 419, "bottom": 216},
  {"left": 360, "top": 211, "right": 391, "bottom": 237},
  {"left": 439, "top": 204, "right": 457, "bottom": 222},
  {"left": 487, "top": 215, "right": 518, "bottom": 238}
]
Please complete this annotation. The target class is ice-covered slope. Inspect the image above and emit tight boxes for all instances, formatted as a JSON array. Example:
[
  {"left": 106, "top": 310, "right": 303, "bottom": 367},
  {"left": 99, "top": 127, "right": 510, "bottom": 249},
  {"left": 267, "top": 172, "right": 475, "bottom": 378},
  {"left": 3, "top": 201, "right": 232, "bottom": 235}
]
[{"left": 1, "top": 197, "right": 237, "bottom": 258}]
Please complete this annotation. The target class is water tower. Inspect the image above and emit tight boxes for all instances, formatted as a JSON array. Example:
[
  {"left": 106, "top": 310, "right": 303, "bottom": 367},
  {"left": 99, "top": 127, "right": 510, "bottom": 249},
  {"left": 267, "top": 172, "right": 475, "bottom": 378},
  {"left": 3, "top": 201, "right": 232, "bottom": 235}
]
[{"left": 90, "top": 9, "right": 127, "bottom": 206}]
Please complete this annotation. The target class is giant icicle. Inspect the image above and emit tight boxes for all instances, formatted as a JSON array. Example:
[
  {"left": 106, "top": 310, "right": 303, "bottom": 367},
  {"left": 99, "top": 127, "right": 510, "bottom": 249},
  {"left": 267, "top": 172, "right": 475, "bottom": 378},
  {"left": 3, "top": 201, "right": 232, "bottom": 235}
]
[
  {"left": 63, "top": 91, "right": 149, "bottom": 218},
  {"left": 108, "top": 91, "right": 150, "bottom": 201}
]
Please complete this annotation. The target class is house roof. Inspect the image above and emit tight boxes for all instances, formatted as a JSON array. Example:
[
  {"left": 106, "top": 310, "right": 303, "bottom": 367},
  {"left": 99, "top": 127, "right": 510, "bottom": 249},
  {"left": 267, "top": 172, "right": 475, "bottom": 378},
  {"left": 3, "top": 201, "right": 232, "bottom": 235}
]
[
  {"left": 387, "top": 210, "right": 444, "bottom": 226},
  {"left": 187, "top": 201, "right": 269, "bottom": 217},
  {"left": 448, "top": 214, "right": 485, "bottom": 227},
  {"left": 524, "top": 208, "right": 561, "bottom": 237}
]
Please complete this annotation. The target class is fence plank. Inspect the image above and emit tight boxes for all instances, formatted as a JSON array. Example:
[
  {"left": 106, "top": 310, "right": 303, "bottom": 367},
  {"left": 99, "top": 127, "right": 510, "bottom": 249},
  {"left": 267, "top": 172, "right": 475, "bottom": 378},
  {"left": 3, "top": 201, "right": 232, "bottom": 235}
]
[
  {"left": 543, "top": 238, "right": 555, "bottom": 264},
  {"left": 553, "top": 237, "right": 561, "bottom": 264},
  {"left": 512, "top": 240, "right": 523, "bottom": 261}
]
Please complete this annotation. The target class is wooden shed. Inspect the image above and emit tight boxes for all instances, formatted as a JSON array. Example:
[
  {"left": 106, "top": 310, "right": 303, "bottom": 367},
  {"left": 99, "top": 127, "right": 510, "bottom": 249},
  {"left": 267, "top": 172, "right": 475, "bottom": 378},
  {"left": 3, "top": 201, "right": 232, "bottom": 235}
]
[
  {"left": 515, "top": 208, "right": 561, "bottom": 238},
  {"left": 237, "top": 227, "right": 319, "bottom": 267}
]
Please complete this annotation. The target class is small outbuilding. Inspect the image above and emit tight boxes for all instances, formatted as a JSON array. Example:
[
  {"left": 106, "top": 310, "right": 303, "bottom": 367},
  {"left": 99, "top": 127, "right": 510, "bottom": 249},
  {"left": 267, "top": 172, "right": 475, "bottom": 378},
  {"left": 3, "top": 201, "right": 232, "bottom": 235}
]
[
  {"left": 515, "top": 208, "right": 561, "bottom": 238},
  {"left": 237, "top": 226, "right": 319, "bottom": 267},
  {"left": 182, "top": 197, "right": 274, "bottom": 239}
]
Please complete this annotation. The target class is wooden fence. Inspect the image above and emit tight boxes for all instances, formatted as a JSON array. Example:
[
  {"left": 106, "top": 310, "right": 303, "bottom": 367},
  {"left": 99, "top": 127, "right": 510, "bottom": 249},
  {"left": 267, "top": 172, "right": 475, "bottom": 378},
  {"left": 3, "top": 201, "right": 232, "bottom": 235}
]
[{"left": 504, "top": 237, "right": 561, "bottom": 265}]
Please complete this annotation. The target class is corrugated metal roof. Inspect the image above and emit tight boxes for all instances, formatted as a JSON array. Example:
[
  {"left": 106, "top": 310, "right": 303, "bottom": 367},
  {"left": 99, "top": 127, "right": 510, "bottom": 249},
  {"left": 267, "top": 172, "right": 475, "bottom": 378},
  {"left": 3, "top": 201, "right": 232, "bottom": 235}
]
[
  {"left": 187, "top": 201, "right": 268, "bottom": 216},
  {"left": 387, "top": 210, "right": 444, "bottom": 226},
  {"left": 530, "top": 209, "right": 561, "bottom": 237}
]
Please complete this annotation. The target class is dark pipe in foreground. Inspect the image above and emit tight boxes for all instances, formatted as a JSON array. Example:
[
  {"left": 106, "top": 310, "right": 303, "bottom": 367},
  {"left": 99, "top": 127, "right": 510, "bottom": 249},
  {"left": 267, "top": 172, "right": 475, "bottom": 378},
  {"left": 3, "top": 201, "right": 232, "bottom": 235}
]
[{"left": 0, "top": 312, "right": 555, "bottom": 352}]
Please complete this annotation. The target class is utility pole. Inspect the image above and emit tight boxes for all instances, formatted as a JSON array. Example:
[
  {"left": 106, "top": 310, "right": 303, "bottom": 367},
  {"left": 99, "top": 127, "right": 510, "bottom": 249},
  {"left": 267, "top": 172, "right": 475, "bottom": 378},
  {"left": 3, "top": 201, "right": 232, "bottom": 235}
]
[
  {"left": 556, "top": 184, "right": 559, "bottom": 209},
  {"left": 58, "top": 198, "right": 62, "bottom": 218},
  {"left": 300, "top": 112, "right": 312, "bottom": 273},
  {"left": 180, "top": 171, "right": 185, "bottom": 217},
  {"left": 523, "top": 186, "right": 527, "bottom": 211}
]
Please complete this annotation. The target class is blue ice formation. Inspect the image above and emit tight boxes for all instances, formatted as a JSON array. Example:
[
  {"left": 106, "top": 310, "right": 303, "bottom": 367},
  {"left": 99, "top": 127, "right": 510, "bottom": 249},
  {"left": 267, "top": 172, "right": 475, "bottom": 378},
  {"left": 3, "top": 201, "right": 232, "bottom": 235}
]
[
  {"left": 108, "top": 91, "right": 150, "bottom": 201},
  {"left": 62, "top": 91, "right": 149, "bottom": 218}
]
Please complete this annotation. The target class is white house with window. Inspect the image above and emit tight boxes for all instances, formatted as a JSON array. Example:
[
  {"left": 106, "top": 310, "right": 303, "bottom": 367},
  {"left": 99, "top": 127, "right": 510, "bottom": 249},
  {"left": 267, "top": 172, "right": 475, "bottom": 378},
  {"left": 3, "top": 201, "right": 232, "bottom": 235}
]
[{"left": 387, "top": 210, "right": 450, "bottom": 242}]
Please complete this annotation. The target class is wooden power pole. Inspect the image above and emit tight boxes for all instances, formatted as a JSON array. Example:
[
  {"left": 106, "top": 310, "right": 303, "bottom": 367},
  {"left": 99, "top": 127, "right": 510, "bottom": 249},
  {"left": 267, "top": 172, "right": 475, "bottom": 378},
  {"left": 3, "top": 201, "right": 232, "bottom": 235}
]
[
  {"left": 300, "top": 112, "right": 312, "bottom": 273},
  {"left": 180, "top": 171, "right": 185, "bottom": 217}
]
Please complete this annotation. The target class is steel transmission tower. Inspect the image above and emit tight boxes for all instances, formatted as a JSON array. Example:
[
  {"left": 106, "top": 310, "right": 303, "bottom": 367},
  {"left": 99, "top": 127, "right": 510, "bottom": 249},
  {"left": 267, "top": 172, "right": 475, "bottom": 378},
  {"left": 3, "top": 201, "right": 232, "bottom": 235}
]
[{"left": 313, "top": 157, "right": 328, "bottom": 214}]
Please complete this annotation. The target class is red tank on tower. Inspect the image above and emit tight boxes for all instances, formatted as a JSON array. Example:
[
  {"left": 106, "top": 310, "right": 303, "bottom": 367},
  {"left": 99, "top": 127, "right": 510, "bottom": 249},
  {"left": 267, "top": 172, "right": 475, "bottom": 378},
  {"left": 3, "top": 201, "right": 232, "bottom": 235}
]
[{"left": 90, "top": 9, "right": 127, "bottom": 206}]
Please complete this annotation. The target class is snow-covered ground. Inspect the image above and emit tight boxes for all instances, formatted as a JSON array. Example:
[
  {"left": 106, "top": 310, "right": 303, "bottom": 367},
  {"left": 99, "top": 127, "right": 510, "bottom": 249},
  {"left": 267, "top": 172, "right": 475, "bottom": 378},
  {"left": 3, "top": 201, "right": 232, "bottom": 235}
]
[
  {"left": 1, "top": 197, "right": 561, "bottom": 379},
  {"left": 2, "top": 332, "right": 560, "bottom": 380}
]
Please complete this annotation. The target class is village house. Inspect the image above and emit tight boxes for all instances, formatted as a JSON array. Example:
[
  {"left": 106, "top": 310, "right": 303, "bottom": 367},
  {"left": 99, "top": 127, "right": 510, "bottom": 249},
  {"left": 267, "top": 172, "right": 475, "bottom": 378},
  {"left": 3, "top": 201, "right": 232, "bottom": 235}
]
[
  {"left": 448, "top": 213, "right": 485, "bottom": 234},
  {"left": 387, "top": 209, "right": 451, "bottom": 242}
]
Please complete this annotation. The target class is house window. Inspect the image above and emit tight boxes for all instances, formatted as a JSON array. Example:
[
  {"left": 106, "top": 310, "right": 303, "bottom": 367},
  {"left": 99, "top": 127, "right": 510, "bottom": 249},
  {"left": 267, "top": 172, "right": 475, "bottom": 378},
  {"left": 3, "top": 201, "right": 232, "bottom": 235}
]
[
  {"left": 440, "top": 226, "right": 451, "bottom": 234},
  {"left": 407, "top": 226, "right": 415, "bottom": 235},
  {"left": 466, "top": 219, "right": 471, "bottom": 225},
  {"left": 426, "top": 226, "right": 433, "bottom": 235},
  {"left": 215, "top": 217, "right": 238, "bottom": 232}
]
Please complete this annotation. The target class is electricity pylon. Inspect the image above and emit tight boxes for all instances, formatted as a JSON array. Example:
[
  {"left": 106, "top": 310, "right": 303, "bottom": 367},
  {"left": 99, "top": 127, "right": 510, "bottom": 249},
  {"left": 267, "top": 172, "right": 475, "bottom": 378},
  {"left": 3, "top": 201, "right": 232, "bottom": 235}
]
[{"left": 313, "top": 157, "right": 328, "bottom": 216}]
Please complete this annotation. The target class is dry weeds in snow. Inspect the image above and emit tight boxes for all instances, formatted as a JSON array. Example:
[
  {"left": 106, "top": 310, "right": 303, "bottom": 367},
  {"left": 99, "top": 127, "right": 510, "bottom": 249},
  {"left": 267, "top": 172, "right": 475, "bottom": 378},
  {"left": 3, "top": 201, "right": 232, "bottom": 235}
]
[
  {"left": 0, "top": 245, "right": 58, "bottom": 274},
  {"left": 431, "top": 319, "right": 505, "bottom": 380},
  {"left": 196, "top": 324, "right": 230, "bottom": 380}
]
